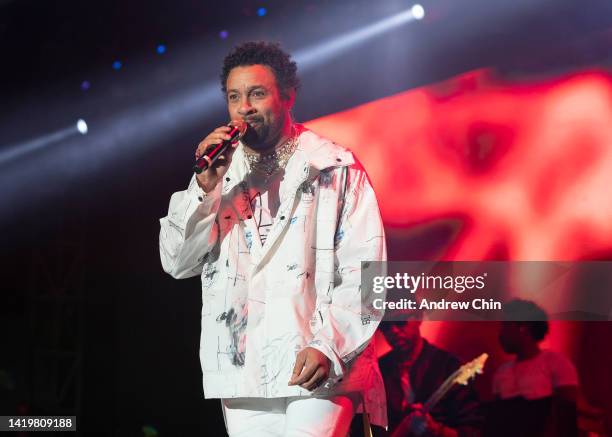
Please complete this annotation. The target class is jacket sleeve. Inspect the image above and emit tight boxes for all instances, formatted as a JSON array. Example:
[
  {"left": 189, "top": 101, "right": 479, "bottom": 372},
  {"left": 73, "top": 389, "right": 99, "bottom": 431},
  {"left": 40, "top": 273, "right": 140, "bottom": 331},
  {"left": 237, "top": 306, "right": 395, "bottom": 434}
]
[
  {"left": 159, "top": 175, "right": 222, "bottom": 279},
  {"left": 308, "top": 166, "right": 387, "bottom": 381}
]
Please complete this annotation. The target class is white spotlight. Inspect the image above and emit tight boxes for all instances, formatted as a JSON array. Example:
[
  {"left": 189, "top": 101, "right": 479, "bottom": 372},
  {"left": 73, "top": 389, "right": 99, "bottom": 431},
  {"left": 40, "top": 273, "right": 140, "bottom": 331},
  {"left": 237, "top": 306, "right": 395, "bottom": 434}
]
[
  {"left": 411, "top": 4, "right": 425, "bottom": 20},
  {"left": 76, "top": 119, "right": 88, "bottom": 135}
]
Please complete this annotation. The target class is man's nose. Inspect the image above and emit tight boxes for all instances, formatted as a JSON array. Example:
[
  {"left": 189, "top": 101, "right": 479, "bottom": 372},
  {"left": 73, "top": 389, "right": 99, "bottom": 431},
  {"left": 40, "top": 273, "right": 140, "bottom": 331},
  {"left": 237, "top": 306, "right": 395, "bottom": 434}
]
[{"left": 237, "top": 97, "right": 255, "bottom": 116}]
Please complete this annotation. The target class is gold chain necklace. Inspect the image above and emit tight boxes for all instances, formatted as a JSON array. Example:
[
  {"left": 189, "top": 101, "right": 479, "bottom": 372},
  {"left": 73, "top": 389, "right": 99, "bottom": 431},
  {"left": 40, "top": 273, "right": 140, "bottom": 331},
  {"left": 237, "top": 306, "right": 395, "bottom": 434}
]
[{"left": 244, "top": 127, "right": 298, "bottom": 179}]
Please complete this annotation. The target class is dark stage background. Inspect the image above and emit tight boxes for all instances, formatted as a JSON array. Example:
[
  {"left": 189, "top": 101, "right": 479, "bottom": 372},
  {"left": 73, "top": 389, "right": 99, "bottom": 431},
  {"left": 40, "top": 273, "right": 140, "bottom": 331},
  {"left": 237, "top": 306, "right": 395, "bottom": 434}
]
[{"left": 1, "top": 0, "right": 612, "bottom": 435}]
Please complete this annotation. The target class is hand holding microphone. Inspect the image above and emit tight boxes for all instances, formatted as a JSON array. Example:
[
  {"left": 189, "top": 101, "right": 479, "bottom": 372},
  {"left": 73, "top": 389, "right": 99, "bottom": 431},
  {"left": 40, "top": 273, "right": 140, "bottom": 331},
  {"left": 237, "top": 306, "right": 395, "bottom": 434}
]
[{"left": 193, "top": 120, "right": 247, "bottom": 193}]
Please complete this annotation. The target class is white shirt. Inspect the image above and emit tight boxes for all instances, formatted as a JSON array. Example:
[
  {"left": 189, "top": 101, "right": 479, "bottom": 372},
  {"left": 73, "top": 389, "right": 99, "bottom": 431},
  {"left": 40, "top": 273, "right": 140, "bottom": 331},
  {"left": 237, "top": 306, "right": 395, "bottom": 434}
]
[
  {"left": 493, "top": 350, "right": 579, "bottom": 400},
  {"left": 246, "top": 171, "right": 282, "bottom": 246}
]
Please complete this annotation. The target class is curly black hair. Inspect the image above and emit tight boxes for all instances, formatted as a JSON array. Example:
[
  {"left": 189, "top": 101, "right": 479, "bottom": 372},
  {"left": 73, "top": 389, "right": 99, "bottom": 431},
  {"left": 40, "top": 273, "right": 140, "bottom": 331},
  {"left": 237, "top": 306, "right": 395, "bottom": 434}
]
[
  {"left": 503, "top": 299, "right": 550, "bottom": 341},
  {"left": 220, "top": 41, "right": 300, "bottom": 99}
]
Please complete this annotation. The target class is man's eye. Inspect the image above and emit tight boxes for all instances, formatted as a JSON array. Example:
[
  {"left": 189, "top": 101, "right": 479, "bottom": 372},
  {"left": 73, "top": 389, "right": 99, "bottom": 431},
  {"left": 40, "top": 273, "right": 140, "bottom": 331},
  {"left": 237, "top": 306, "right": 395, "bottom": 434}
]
[
  {"left": 253, "top": 91, "right": 265, "bottom": 98},
  {"left": 228, "top": 94, "right": 239, "bottom": 102}
]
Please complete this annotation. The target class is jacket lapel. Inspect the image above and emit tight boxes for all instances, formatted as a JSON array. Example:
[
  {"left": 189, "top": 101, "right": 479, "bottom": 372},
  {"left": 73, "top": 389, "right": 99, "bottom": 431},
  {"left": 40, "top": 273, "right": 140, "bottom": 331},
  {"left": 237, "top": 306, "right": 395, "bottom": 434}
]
[
  {"left": 222, "top": 146, "right": 264, "bottom": 261},
  {"left": 254, "top": 128, "right": 355, "bottom": 268},
  {"left": 224, "top": 127, "right": 355, "bottom": 269},
  {"left": 255, "top": 158, "right": 313, "bottom": 268}
]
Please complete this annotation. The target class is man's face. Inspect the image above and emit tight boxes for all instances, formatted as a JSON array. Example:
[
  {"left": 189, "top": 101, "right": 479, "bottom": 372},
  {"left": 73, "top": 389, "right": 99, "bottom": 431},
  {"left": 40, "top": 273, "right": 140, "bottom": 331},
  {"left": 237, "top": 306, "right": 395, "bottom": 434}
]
[
  {"left": 380, "top": 319, "right": 422, "bottom": 352},
  {"left": 225, "top": 64, "right": 293, "bottom": 151}
]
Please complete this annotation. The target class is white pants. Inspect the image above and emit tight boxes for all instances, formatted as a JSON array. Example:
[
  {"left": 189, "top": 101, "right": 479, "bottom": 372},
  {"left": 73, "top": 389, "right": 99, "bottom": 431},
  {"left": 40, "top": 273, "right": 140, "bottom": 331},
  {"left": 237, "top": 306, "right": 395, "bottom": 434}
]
[{"left": 221, "top": 394, "right": 360, "bottom": 437}]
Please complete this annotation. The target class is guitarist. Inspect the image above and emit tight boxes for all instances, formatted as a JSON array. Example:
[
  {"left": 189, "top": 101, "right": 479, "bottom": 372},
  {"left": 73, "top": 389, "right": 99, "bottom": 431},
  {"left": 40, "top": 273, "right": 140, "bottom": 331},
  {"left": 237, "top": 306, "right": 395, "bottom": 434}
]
[{"left": 351, "top": 314, "right": 483, "bottom": 436}]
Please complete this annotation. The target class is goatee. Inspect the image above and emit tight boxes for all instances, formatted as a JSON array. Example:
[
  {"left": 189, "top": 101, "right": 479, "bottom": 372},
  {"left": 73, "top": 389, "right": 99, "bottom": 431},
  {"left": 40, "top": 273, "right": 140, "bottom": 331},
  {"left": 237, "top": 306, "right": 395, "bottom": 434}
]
[{"left": 243, "top": 121, "right": 277, "bottom": 152}]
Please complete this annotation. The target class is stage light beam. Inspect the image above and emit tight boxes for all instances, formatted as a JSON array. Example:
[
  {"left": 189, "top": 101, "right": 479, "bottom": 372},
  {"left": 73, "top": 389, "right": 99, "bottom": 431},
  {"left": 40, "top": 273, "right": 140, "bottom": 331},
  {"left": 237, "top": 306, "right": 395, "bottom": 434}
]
[
  {"left": 0, "top": 120, "right": 87, "bottom": 166},
  {"left": 2, "top": 5, "right": 426, "bottom": 212},
  {"left": 294, "top": 8, "right": 422, "bottom": 70}
]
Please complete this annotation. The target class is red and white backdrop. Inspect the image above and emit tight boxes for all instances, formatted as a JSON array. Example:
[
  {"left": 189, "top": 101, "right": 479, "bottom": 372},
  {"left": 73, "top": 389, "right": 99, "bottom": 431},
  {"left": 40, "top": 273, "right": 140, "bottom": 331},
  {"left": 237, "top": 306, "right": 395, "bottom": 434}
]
[{"left": 306, "top": 68, "right": 612, "bottom": 418}]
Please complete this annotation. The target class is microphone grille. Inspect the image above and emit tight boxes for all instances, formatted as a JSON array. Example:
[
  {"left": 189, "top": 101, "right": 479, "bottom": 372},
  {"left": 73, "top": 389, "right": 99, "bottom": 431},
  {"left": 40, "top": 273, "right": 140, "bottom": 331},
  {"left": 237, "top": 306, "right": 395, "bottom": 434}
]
[{"left": 229, "top": 120, "right": 248, "bottom": 138}]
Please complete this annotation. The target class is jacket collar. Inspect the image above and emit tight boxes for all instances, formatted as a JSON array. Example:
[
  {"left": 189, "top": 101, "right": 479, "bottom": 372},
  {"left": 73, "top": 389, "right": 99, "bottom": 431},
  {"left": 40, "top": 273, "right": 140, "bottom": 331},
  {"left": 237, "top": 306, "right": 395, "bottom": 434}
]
[
  {"left": 292, "top": 124, "right": 355, "bottom": 171},
  {"left": 222, "top": 124, "right": 354, "bottom": 196}
]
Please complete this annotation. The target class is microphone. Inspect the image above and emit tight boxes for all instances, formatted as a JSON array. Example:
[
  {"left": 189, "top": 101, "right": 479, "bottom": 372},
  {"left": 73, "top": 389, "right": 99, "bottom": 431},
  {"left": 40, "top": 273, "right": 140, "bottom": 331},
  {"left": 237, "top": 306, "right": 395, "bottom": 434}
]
[{"left": 193, "top": 121, "right": 248, "bottom": 174}]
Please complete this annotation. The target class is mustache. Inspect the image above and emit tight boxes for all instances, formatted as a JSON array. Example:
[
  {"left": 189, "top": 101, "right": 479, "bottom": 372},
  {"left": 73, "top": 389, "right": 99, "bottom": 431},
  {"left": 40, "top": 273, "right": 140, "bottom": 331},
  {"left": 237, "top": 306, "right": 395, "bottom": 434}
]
[{"left": 243, "top": 117, "right": 263, "bottom": 125}]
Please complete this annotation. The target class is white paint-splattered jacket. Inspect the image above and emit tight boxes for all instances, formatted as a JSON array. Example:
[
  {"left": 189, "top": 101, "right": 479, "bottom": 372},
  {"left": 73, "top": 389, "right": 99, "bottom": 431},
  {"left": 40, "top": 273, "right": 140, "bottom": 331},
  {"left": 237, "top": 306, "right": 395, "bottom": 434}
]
[{"left": 159, "top": 127, "right": 387, "bottom": 427}]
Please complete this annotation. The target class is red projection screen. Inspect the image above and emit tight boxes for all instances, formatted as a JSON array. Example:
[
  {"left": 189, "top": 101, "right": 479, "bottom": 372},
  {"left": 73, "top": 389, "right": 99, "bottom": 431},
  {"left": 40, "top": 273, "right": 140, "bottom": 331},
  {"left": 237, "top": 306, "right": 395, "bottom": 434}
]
[{"left": 305, "top": 68, "right": 612, "bottom": 423}]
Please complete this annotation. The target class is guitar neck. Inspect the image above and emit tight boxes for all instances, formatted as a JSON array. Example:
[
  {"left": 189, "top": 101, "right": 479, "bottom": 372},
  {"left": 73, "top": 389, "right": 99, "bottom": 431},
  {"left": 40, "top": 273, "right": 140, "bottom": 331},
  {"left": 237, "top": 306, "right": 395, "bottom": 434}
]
[
  {"left": 423, "top": 368, "right": 461, "bottom": 412},
  {"left": 422, "top": 352, "right": 488, "bottom": 413}
]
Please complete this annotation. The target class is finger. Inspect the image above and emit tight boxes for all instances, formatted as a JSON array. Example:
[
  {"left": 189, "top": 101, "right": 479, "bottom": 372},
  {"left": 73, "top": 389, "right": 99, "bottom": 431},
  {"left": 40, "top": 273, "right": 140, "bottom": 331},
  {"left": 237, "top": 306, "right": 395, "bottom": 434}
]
[
  {"left": 213, "top": 153, "right": 232, "bottom": 165},
  {"left": 196, "top": 142, "right": 217, "bottom": 158},
  {"left": 209, "top": 155, "right": 225, "bottom": 167},
  {"left": 300, "top": 367, "right": 325, "bottom": 391},
  {"left": 289, "top": 352, "right": 308, "bottom": 385},
  {"left": 291, "top": 361, "right": 318, "bottom": 386},
  {"left": 207, "top": 133, "right": 232, "bottom": 143},
  {"left": 213, "top": 126, "right": 232, "bottom": 135},
  {"left": 212, "top": 129, "right": 232, "bottom": 140},
  {"left": 202, "top": 131, "right": 233, "bottom": 148},
  {"left": 300, "top": 367, "right": 323, "bottom": 390},
  {"left": 196, "top": 135, "right": 232, "bottom": 158},
  {"left": 211, "top": 141, "right": 239, "bottom": 167}
]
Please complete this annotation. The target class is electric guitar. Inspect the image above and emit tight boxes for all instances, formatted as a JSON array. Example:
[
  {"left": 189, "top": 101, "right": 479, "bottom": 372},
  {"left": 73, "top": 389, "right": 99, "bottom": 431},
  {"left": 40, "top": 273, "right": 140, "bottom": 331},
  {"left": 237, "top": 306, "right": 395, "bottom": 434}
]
[
  {"left": 423, "top": 352, "right": 488, "bottom": 413},
  {"left": 388, "top": 353, "right": 489, "bottom": 437}
]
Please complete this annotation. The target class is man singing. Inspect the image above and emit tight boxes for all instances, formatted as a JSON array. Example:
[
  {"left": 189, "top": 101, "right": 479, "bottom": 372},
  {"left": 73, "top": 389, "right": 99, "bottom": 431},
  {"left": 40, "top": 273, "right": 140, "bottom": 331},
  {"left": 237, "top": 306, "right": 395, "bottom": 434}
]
[{"left": 159, "top": 41, "right": 387, "bottom": 436}]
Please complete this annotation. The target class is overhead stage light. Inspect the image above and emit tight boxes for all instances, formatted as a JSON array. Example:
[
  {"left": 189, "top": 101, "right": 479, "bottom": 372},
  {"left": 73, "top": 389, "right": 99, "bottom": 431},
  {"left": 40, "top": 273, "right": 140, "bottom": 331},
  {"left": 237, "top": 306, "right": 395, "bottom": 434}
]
[
  {"left": 76, "top": 119, "right": 88, "bottom": 135},
  {"left": 411, "top": 4, "right": 425, "bottom": 20}
]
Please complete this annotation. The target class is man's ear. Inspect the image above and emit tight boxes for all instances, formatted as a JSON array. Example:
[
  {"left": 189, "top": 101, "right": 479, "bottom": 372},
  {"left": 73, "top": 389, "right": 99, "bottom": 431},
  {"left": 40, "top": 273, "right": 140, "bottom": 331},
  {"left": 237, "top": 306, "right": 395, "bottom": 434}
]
[{"left": 284, "top": 88, "right": 296, "bottom": 109}]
